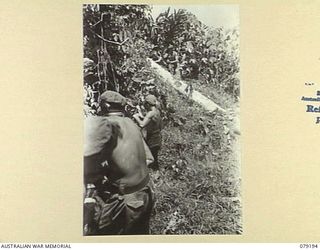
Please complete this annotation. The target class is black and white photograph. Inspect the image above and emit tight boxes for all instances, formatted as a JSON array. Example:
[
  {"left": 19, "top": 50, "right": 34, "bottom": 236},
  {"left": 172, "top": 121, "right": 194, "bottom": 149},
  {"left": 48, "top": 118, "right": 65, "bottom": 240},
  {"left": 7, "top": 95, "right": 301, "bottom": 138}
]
[{"left": 83, "top": 4, "right": 241, "bottom": 235}]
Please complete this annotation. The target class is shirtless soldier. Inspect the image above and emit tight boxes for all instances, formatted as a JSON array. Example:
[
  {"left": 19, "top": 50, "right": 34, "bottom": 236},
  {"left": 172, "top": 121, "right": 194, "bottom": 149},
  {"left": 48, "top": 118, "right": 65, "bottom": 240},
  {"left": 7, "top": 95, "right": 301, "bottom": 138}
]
[
  {"left": 133, "top": 94, "right": 162, "bottom": 170},
  {"left": 83, "top": 91, "right": 154, "bottom": 235}
]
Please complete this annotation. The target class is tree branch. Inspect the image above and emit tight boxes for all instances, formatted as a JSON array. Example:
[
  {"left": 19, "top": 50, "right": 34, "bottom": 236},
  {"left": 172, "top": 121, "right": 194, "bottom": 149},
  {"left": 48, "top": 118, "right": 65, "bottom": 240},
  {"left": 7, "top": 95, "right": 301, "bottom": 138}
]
[{"left": 90, "top": 29, "right": 130, "bottom": 46}]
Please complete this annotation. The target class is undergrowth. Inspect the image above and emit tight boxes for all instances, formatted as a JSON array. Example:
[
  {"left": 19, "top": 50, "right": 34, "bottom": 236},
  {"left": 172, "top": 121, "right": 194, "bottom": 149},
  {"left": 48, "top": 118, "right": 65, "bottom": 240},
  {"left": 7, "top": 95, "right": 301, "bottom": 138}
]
[{"left": 149, "top": 79, "right": 241, "bottom": 234}]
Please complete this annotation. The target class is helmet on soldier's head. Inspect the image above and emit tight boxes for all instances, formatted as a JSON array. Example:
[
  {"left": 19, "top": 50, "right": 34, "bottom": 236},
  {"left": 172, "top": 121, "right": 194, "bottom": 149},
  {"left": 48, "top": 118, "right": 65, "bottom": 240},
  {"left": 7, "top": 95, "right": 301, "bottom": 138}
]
[
  {"left": 145, "top": 94, "right": 157, "bottom": 106},
  {"left": 100, "top": 91, "right": 127, "bottom": 106}
]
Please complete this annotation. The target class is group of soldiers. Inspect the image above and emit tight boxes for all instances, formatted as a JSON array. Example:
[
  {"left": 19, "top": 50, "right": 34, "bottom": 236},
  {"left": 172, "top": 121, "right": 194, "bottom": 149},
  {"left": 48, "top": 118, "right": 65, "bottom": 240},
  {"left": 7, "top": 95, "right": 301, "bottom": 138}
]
[
  {"left": 83, "top": 90, "right": 162, "bottom": 235},
  {"left": 151, "top": 42, "right": 237, "bottom": 85}
]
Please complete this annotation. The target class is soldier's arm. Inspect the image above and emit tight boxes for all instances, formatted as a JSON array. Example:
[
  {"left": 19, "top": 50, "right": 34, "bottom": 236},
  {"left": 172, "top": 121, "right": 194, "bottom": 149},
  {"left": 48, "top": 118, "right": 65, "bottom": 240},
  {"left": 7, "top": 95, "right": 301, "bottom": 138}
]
[{"left": 133, "top": 111, "right": 154, "bottom": 128}]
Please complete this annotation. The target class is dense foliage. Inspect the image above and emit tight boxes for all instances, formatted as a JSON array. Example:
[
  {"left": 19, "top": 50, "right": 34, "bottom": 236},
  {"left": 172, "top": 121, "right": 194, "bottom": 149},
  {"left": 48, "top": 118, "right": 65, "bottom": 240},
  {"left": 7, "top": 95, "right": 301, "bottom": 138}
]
[
  {"left": 83, "top": 4, "right": 239, "bottom": 116},
  {"left": 151, "top": 8, "right": 240, "bottom": 99},
  {"left": 83, "top": 4, "right": 157, "bottom": 110}
]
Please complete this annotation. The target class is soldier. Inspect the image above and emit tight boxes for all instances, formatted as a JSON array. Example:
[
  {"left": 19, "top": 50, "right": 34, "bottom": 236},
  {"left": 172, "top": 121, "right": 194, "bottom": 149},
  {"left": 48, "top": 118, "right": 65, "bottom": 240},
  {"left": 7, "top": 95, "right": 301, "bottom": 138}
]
[
  {"left": 83, "top": 91, "right": 154, "bottom": 235},
  {"left": 167, "top": 46, "right": 179, "bottom": 75},
  {"left": 151, "top": 46, "right": 163, "bottom": 64},
  {"left": 133, "top": 95, "right": 162, "bottom": 170}
]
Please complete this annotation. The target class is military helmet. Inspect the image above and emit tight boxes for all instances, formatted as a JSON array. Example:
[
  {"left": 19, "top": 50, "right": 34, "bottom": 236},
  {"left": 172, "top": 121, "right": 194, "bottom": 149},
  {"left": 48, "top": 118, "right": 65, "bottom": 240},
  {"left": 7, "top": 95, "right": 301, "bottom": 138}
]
[
  {"left": 100, "top": 91, "right": 127, "bottom": 106},
  {"left": 145, "top": 94, "right": 157, "bottom": 106}
]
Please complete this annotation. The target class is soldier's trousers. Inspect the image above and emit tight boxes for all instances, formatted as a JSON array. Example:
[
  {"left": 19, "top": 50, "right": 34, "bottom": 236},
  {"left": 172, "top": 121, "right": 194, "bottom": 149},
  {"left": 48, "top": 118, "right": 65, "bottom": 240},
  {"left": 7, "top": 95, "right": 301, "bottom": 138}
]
[{"left": 84, "top": 182, "right": 154, "bottom": 235}]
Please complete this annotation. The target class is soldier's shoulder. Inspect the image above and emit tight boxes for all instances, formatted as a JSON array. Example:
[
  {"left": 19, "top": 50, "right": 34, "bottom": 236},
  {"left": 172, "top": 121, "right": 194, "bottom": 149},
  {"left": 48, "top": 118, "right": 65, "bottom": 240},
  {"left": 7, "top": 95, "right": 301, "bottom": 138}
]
[
  {"left": 109, "top": 116, "right": 138, "bottom": 128},
  {"left": 84, "top": 116, "right": 114, "bottom": 157}
]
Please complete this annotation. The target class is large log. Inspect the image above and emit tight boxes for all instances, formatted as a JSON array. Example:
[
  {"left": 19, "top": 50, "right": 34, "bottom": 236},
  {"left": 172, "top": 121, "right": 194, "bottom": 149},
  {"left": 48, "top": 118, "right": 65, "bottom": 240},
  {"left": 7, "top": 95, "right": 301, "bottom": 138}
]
[{"left": 148, "top": 59, "right": 226, "bottom": 113}]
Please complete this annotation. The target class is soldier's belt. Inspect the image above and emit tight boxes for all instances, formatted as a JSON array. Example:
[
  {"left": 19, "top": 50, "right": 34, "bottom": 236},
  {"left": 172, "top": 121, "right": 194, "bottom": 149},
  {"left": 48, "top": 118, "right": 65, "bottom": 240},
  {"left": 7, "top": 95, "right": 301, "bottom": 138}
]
[
  {"left": 147, "top": 129, "right": 160, "bottom": 136},
  {"left": 109, "top": 174, "right": 150, "bottom": 195}
]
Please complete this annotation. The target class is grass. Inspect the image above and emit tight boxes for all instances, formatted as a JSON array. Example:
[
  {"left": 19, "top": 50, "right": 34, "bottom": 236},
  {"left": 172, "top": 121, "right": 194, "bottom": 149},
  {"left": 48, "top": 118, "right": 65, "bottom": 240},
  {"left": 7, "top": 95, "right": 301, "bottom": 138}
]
[
  {"left": 183, "top": 76, "right": 239, "bottom": 110},
  {"left": 149, "top": 80, "right": 242, "bottom": 234}
]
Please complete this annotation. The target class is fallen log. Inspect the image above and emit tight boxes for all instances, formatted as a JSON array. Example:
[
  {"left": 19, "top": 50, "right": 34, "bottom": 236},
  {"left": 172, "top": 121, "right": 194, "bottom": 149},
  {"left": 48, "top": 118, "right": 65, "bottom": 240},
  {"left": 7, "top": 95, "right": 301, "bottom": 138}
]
[{"left": 148, "top": 59, "right": 226, "bottom": 113}]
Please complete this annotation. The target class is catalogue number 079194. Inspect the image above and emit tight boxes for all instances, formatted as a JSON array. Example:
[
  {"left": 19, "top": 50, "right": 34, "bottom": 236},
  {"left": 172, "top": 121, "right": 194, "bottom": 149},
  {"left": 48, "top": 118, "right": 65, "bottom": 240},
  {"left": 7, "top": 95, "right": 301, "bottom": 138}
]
[{"left": 300, "top": 244, "right": 318, "bottom": 249}]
